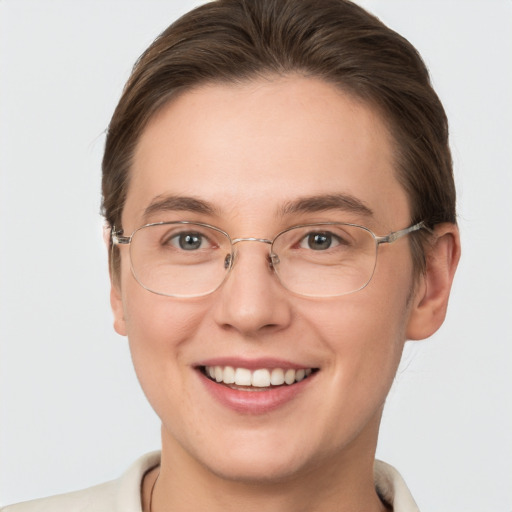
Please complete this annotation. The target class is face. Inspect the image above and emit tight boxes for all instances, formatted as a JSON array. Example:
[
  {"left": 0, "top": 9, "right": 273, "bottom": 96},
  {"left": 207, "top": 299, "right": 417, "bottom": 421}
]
[{"left": 112, "top": 76, "right": 421, "bottom": 483}]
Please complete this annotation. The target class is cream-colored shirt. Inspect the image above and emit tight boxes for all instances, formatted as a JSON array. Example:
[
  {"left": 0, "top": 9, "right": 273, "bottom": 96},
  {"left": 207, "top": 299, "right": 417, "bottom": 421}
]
[{"left": 1, "top": 452, "right": 420, "bottom": 511}]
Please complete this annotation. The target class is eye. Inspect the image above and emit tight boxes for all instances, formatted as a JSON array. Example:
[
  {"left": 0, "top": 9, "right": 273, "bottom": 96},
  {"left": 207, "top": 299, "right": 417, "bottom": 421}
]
[
  {"left": 167, "top": 231, "right": 209, "bottom": 250},
  {"left": 299, "top": 232, "right": 341, "bottom": 251}
]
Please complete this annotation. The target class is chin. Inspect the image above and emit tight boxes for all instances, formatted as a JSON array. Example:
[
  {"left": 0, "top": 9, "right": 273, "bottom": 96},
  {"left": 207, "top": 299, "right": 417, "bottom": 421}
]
[
  {"left": 202, "top": 449, "right": 313, "bottom": 485},
  {"left": 178, "top": 424, "right": 333, "bottom": 485}
]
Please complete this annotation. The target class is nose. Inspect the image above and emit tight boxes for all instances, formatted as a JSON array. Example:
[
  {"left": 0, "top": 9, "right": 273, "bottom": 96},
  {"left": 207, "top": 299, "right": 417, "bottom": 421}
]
[{"left": 212, "top": 241, "right": 292, "bottom": 337}]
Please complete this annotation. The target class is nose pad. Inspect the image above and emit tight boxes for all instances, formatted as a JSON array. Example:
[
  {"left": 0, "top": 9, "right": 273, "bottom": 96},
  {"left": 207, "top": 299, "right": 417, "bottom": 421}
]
[
  {"left": 224, "top": 250, "right": 276, "bottom": 272},
  {"left": 224, "top": 253, "right": 232, "bottom": 270},
  {"left": 270, "top": 252, "right": 280, "bottom": 268}
]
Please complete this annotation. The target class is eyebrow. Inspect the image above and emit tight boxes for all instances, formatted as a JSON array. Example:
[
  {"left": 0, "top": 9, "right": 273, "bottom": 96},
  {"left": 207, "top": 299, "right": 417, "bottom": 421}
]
[
  {"left": 142, "top": 195, "right": 218, "bottom": 221},
  {"left": 142, "top": 192, "right": 373, "bottom": 222},
  {"left": 279, "top": 193, "right": 374, "bottom": 218}
]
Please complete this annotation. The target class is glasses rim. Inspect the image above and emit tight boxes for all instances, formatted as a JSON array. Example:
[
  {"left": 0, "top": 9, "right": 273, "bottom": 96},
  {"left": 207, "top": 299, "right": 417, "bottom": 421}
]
[{"left": 111, "top": 220, "right": 426, "bottom": 298}]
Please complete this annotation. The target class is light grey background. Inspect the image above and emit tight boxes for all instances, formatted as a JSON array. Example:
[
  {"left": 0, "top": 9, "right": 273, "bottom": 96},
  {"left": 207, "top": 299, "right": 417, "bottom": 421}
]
[{"left": 1, "top": 1, "right": 511, "bottom": 510}]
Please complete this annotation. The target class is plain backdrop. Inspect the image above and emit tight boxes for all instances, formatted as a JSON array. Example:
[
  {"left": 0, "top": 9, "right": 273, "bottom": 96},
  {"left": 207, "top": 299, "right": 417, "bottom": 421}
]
[{"left": 1, "top": 1, "right": 511, "bottom": 510}]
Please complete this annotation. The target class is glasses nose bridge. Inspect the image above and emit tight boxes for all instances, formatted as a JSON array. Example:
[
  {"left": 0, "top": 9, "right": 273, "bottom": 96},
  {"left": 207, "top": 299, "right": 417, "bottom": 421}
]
[
  {"left": 228, "top": 237, "right": 277, "bottom": 270},
  {"left": 231, "top": 237, "right": 273, "bottom": 246}
]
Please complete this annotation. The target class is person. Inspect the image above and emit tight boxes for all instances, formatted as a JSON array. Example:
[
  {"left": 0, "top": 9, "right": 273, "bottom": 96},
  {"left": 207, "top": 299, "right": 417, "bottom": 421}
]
[{"left": 1, "top": 0, "right": 460, "bottom": 510}]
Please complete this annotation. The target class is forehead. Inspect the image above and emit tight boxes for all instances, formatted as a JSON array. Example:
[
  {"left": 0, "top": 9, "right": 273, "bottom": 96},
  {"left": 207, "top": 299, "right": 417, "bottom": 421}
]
[{"left": 124, "top": 76, "right": 410, "bottom": 232}]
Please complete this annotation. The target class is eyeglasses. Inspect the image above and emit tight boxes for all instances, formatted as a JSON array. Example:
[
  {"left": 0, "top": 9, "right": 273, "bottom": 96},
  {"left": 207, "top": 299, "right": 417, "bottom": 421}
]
[{"left": 112, "top": 220, "right": 425, "bottom": 298}]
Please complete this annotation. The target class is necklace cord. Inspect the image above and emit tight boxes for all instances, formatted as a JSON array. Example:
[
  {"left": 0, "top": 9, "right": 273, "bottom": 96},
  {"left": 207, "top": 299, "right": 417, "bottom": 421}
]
[{"left": 148, "top": 470, "right": 160, "bottom": 512}]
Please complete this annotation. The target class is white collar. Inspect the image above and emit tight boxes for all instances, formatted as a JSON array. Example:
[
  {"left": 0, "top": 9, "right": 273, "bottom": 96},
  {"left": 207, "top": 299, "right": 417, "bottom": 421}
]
[{"left": 374, "top": 460, "right": 420, "bottom": 511}]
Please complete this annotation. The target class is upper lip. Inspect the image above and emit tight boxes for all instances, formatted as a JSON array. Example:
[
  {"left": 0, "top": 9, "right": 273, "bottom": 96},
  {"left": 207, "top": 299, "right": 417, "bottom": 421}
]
[{"left": 195, "top": 357, "right": 317, "bottom": 370}]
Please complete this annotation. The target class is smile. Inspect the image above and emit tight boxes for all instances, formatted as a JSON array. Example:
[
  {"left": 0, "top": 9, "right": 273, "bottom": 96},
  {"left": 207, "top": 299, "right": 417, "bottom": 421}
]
[
  {"left": 196, "top": 359, "right": 320, "bottom": 414},
  {"left": 202, "top": 366, "right": 316, "bottom": 389}
]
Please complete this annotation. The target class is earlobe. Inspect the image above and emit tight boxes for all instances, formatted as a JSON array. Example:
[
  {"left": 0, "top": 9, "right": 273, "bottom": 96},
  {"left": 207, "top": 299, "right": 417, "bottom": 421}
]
[
  {"left": 406, "top": 223, "right": 461, "bottom": 340},
  {"left": 110, "top": 280, "right": 127, "bottom": 337}
]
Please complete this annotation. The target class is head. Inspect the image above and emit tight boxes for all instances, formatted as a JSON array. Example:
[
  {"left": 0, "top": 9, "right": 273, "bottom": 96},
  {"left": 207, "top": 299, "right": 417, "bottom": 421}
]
[
  {"left": 102, "top": 0, "right": 455, "bottom": 279},
  {"left": 102, "top": 0, "right": 460, "bottom": 492}
]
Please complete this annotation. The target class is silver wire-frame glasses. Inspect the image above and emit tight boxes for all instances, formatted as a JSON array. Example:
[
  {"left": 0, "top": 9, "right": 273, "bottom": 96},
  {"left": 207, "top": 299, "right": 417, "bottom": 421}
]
[{"left": 112, "top": 221, "right": 425, "bottom": 298}]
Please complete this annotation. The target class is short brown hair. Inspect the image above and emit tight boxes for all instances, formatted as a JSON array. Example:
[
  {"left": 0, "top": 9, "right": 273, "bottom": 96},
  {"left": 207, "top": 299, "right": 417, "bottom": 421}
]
[{"left": 102, "top": 0, "right": 456, "bottom": 275}]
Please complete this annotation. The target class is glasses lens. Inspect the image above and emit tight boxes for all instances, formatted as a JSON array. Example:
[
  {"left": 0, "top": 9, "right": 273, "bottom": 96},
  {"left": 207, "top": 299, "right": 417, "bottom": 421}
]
[
  {"left": 271, "top": 224, "right": 377, "bottom": 297},
  {"left": 129, "top": 222, "right": 232, "bottom": 297}
]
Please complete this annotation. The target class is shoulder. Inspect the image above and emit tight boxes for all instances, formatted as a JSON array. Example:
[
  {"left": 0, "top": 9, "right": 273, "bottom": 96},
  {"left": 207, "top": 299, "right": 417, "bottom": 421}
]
[
  {"left": 1, "top": 480, "right": 118, "bottom": 512},
  {"left": 1, "top": 452, "right": 161, "bottom": 512}
]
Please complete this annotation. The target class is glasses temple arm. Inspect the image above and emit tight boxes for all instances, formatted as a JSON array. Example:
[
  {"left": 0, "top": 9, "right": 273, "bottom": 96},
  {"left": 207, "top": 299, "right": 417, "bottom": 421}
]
[
  {"left": 375, "top": 221, "right": 427, "bottom": 244},
  {"left": 111, "top": 227, "right": 131, "bottom": 245}
]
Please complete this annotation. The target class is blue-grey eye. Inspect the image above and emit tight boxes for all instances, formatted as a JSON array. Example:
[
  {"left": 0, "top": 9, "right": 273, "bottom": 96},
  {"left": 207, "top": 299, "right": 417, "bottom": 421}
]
[
  {"left": 301, "top": 232, "right": 339, "bottom": 251},
  {"left": 174, "top": 232, "right": 205, "bottom": 250}
]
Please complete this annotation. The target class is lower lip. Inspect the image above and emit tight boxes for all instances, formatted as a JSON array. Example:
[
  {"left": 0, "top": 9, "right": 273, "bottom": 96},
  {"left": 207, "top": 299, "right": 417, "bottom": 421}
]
[{"left": 197, "top": 370, "right": 316, "bottom": 414}]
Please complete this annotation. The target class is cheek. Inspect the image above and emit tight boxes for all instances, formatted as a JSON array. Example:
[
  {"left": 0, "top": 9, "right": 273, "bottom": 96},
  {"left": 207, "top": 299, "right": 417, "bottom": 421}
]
[
  {"left": 303, "top": 292, "right": 408, "bottom": 372},
  {"left": 121, "top": 261, "right": 204, "bottom": 342},
  {"left": 120, "top": 279, "right": 207, "bottom": 404},
  {"left": 300, "top": 263, "right": 413, "bottom": 401}
]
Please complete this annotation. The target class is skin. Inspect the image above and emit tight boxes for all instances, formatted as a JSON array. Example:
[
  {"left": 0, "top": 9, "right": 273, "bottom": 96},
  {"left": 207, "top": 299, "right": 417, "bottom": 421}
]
[{"left": 110, "top": 76, "right": 460, "bottom": 512}]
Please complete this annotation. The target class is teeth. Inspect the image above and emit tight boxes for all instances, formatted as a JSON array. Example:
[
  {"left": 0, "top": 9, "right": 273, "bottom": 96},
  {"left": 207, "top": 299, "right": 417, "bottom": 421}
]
[
  {"left": 252, "top": 369, "right": 270, "bottom": 387},
  {"left": 270, "top": 368, "right": 285, "bottom": 385},
  {"left": 234, "top": 368, "right": 252, "bottom": 386},
  {"left": 284, "top": 369, "right": 296, "bottom": 385},
  {"left": 223, "top": 366, "right": 235, "bottom": 384},
  {"left": 204, "top": 365, "right": 315, "bottom": 387}
]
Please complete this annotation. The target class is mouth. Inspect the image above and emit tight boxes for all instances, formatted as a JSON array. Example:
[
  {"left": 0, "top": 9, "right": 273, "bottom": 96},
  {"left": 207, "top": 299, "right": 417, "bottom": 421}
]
[{"left": 200, "top": 365, "right": 319, "bottom": 390}]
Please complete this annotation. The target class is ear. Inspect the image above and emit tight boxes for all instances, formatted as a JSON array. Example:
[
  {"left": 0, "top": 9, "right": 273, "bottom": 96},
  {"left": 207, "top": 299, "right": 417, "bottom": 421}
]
[
  {"left": 106, "top": 225, "right": 127, "bottom": 337},
  {"left": 406, "top": 223, "right": 461, "bottom": 340},
  {"left": 110, "top": 280, "right": 127, "bottom": 336}
]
